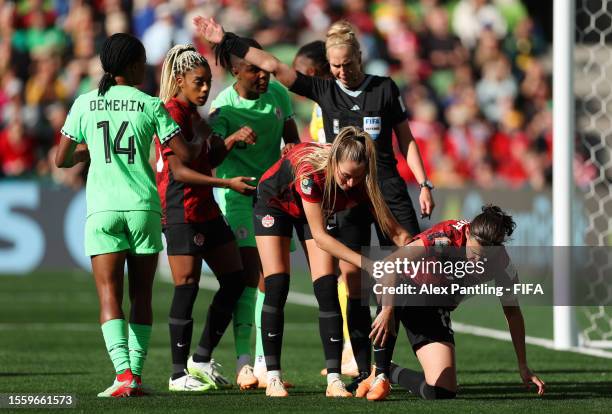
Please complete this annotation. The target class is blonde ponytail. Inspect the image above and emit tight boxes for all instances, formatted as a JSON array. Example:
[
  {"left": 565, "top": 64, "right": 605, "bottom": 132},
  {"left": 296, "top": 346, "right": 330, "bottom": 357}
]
[{"left": 159, "top": 44, "right": 209, "bottom": 103}]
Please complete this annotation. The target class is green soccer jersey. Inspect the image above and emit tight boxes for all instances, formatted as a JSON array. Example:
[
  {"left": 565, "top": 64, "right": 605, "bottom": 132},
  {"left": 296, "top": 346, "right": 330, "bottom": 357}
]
[
  {"left": 209, "top": 81, "right": 294, "bottom": 204},
  {"left": 62, "top": 85, "right": 180, "bottom": 216}
]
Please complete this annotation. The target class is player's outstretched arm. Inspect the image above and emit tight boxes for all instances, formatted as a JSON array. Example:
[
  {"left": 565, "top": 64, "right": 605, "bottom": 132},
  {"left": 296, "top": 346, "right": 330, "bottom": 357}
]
[
  {"left": 503, "top": 304, "right": 546, "bottom": 396},
  {"left": 193, "top": 16, "right": 298, "bottom": 88},
  {"left": 55, "top": 136, "right": 90, "bottom": 168},
  {"left": 167, "top": 154, "right": 255, "bottom": 194}
]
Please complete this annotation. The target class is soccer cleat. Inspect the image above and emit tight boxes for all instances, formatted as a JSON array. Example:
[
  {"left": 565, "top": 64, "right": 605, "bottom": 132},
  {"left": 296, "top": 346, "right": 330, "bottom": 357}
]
[
  {"left": 326, "top": 378, "right": 353, "bottom": 398},
  {"left": 169, "top": 370, "right": 214, "bottom": 392},
  {"left": 354, "top": 370, "right": 375, "bottom": 398},
  {"left": 366, "top": 374, "right": 391, "bottom": 401},
  {"left": 266, "top": 376, "right": 289, "bottom": 397},
  {"left": 129, "top": 374, "right": 148, "bottom": 396},
  {"left": 236, "top": 365, "right": 258, "bottom": 390},
  {"left": 256, "top": 370, "right": 295, "bottom": 389},
  {"left": 97, "top": 369, "right": 133, "bottom": 398},
  {"left": 187, "top": 357, "right": 232, "bottom": 389}
]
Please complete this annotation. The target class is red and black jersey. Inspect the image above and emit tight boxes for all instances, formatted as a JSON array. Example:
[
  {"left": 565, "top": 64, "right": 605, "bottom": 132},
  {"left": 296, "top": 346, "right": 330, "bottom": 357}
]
[
  {"left": 155, "top": 97, "right": 220, "bottom": 225},
  {"left": 414, "top": 219, "right": 471, "bottom": 247},
  {"left": 257, "top": 142, "right": 368, "bottom": 218},
  {"left": 412, "top": 219, "right": 518, "bottom": 292}
]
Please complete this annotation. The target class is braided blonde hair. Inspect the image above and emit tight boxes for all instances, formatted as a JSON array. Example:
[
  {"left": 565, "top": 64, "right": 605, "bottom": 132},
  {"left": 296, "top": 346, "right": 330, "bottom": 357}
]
[
  {"left": 159, "top": 44, "right": 209, "bottom": 103},
  {"left": 325, "top": 20, "right": 361, "bottom": 60},
  {"left": 293, "top": 126, "right": 395, "bottom": 237}
]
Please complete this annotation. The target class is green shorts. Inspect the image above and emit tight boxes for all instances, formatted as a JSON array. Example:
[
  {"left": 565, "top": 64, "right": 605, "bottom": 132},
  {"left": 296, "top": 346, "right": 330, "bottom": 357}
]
[
  {"left": 219, "top": 194, "right": 257, "bottom": 248},
  {"left": 219, "top": 193, "right": 295, "bottom": 251},
  {"left": 85, "top": 211, "right": 163, "bottom": 256}
]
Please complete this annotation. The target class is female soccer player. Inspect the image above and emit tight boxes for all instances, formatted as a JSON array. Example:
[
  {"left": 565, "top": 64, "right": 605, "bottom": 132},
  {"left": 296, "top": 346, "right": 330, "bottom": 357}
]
[
  {"left": 253, "top": 126, "right": 412, "bottom": 397},
  {"left": 358, "top": 206, "right": 546, "bottom": 401},
  {"left": 55, "top": 33, "right": 196, "bottom": 397},
  {"left": 195, "top": 16, "right": 433, "bottom": 385},
  {"left": 156, "top": 44, "right": 260, "bottom": 392},
  {"left": 292, "top": 40, "right": 358, "bottom": 378},
  {"left": 207, "top": 36, "right": 301, "bottom": 389}
]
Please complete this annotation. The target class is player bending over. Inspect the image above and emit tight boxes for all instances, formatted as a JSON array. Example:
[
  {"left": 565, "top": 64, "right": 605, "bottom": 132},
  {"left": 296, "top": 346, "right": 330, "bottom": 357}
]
[{"left": 253, "top": 126, "right": 412, "bottom": 397}]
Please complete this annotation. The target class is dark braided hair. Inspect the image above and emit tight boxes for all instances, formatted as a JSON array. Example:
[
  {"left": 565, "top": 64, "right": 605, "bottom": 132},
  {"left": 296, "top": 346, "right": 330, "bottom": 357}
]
[
  {"left": 296, "top": 41, "right": 330, "bottom": 77},
  {"left": 98, "top": 33, "right": 146, "bottom": 96},
  {"left": 470, "top": 205, "right": 516, "bottom": 246},
  {"left": 214, "top": 34, "right": 263, "bottom": 73}
]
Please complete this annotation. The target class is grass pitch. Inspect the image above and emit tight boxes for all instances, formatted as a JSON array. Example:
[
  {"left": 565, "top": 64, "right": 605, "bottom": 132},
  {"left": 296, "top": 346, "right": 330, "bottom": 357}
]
[{"left": 1, "top": 270, "right": 611, "bottom": 413}]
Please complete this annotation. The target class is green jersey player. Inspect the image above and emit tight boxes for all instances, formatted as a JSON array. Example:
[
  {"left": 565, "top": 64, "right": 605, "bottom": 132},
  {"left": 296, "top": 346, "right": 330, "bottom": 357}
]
[
  {"left": 208, "top": 37, "right": 300, "bottom": 387},
  {"left": 55, "top": 33, "right": 195, "bottom": 398}
]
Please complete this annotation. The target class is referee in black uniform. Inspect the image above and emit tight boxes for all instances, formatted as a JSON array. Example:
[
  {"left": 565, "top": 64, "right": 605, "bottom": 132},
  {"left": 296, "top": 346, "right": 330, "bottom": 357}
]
[{"left": 196, "top": 16, "right": 435, "bottom": 390}]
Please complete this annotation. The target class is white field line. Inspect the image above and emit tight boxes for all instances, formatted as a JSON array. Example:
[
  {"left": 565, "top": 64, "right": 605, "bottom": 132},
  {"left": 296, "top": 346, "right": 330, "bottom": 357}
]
[{"left": 188, "top": 273, "right": 612, "bottom": 359}]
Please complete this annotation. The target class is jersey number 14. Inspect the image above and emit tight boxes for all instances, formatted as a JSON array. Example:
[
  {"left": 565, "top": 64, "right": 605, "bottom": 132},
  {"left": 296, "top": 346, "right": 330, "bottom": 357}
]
[{"left": 97, "top": 120, "right": 136, "bottom": 164}]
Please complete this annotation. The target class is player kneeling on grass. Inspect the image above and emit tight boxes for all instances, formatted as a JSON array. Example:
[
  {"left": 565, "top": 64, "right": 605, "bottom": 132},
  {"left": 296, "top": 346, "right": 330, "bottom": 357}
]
[
  {"left": 156, "top": 44, "right": 259, "bottom": 392},
  {"left": 253, "top": 126, "right": 412, "bottom": 398},
  {"left": 359, "top": 206, "right": 546, "bottom": 400},
  {"left": 55, "top": 34, "right": 197, "bottom": 397}
]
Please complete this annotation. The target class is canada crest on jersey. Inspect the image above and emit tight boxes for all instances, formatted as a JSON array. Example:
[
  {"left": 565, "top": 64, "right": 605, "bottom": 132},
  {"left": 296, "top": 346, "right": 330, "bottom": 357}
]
[{"left": 300, "top": 177, "right": 313, "bottom": 195}]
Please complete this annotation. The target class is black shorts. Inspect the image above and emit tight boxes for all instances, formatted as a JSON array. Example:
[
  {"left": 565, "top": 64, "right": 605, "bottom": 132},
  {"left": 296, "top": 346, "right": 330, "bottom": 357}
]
[
  {"left": 163, "top": 216, "right": 235, "bottom": 256},
  {"left": 253, "top": 206, "right": 314, "bottom": 241},
  {"left": 397, "top": 306, "right": 455, "bottom": 352},
  {"left": 336, "top": 176, "right": 420, "bottom": 249}
]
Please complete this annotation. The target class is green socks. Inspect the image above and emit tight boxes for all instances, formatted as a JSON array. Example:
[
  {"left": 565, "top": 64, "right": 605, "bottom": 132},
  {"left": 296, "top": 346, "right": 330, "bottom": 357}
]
[
  {"left": 101, "top": 319, "right": 130, "bottom": 374},
  {"left": 128, "top": 323, "right": 152, "bottom": 376},
  {"left": 233, "top": 286, "right": 256, "bottom": 358},
  {"left": 254, "top": 289, "right": 265, "bottom": 359}
]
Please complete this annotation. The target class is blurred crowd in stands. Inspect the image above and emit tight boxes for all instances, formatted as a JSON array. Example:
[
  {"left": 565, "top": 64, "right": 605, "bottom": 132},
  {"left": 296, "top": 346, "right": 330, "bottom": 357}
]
[{"left": 0, "top": 0, "right": 596, "bottom": 190}]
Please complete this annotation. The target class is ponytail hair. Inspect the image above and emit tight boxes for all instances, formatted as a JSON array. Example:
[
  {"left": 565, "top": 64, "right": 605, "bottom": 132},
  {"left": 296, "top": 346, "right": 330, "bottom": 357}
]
[
  {"left": 159, "top": 44, "right": 210, "bottom": 103},
  {"left": 98, "top": 33, "right": 146, "bottom": 96},
  {"left": 470, "top": 205, "right": 516, "bottom": 246},
  {"left": 293, "top": 126, "right": 395, "bottom": 238},
  {"left": 325, "top": 20, "right": 361, "bottom": 59}
]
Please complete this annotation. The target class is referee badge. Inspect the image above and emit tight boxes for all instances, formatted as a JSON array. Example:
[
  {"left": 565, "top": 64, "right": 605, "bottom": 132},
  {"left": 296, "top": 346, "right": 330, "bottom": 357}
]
[
  {"left": 363, "top": 117, "right": 381, "bottom": 140},
  {"left": 262, "top": 215, "right": 275, "bottom": 228},
  {"left": 333, "top": 119, "right": 340, "bottom": 134},
  {"left": 274, "top": 107, "right": 282, "bottom": 119},
  {"left": 300, "top": 177, "right": 313, "bottom": 195}
]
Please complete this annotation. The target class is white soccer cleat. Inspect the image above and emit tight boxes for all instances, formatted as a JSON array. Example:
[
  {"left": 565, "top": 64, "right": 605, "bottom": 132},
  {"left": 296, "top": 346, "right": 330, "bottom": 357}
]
[
  {"left": 187, "top": 357, "right": 232, "bottom": 389},
  {"left": 266, "top": 376, "right": 289, "bottom": 398},
  {"left": 236, "top": 365, "right": 258, "bottom": 390},
  {"left": 326, "top": 378, "right": 353, "bottom": 398},
  {"left": 169, "top": 370, "right": 214, "bottom": 392}
]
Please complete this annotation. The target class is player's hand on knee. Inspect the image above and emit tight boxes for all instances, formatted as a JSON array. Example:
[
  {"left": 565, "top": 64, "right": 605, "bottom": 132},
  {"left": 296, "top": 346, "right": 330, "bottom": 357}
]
[{"left": 519, "top": 364, "right": 545, "bottom": 396}]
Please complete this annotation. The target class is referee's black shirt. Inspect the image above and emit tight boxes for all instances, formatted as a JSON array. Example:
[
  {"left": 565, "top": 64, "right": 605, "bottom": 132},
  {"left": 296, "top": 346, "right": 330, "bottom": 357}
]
[{"left": 290, "top": 72, "right": 409, "bottom": 179}]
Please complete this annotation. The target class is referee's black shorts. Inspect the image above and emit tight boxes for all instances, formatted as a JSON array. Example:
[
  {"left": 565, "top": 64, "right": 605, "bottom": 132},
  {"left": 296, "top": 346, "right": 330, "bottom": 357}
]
[{"left": 335, "top": 175, "right": 420, "bottom": 249}]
